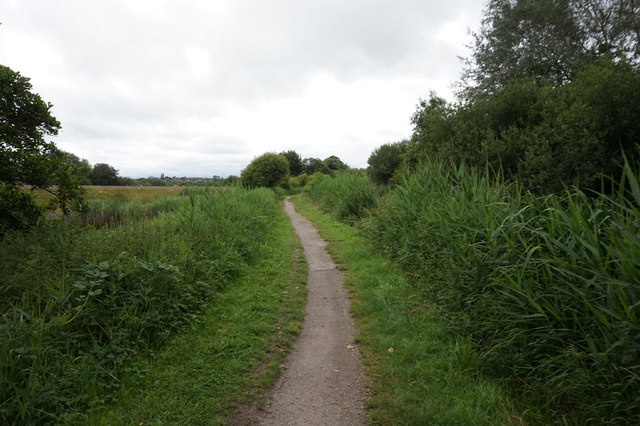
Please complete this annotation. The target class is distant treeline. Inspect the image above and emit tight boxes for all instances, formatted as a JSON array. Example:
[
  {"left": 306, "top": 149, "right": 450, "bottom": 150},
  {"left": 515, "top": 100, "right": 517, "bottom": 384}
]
[{"left": 62, "top": 155, "right": 238, "bottom": 187}]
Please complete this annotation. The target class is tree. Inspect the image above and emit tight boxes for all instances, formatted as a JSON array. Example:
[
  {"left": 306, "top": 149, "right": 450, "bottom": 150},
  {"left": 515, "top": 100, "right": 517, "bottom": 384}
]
[
  {"left": 241, "top": 153, "right": 289, "bottom": 188},
  {"left": 90, "top": 163, "right": 121, "bottom": 185},
  {"left": 1, "top": 65, "right": 85, "bottom": 234},
  {"left": 63, "top": 151, "right": 92, "bottom": 185},
  {"left": 280, "top": 150, "right": 304, "bottom": 176},
  {"left": 462, "top": 0, "right": 584, "bottom": 98},
  {"left": 572, "top": 0, "right": 640, "bottom": 63},
  {"left": 407, "top": 93, "right": 457, "bottom": 165},
  {"left": 461, "top": 0, "right": 640, "bottom": 99},
  {"left": 323, "top": 155, "right": 349, "bottom": 171},
  {"left": 410, "top": 59, "right": 640, "bottom": 194},
  {"left": 302, "top": 157, "right": 331, "bottom": 175},
  {"left": 367, "top": 141, "right": 408, "bottom": 185}
]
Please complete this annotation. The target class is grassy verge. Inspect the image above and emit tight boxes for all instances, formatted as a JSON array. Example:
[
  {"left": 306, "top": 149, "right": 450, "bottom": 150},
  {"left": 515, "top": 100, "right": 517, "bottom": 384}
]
[
  {"left": 86, "top": 201, "right": 307, "bottom": 425},
  {"left": 0, "top": 188, "right": 298, "bottom": 424},
  {"left": 291, "top": 195, "right": 525, "bottom": 425}
]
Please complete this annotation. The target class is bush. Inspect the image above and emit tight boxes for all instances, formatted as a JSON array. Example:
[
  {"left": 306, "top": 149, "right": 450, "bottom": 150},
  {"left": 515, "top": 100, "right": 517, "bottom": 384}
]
[
  {"left": 407, "top": 59, "right": 640, "bottom": 194},
  {"left": 241, "top": 153, "right": 289, "bottom": 188}
]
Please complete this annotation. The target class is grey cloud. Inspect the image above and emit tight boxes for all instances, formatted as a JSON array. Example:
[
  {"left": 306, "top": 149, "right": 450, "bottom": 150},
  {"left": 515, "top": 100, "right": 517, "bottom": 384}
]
[{"left": 1, "top": 0, "right": 483, "bottom": 177}]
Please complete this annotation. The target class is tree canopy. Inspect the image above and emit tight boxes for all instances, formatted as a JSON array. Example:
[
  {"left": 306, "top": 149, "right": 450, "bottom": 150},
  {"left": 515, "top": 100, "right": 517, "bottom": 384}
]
[
  {"left": 1, "top": 65, "right": 85, "bottom": 234},
  {"left": 367, "top": 141, "right": 408, "bottom": 185},
  {"left": 462, "top": 0, "right": 640, "bottom": 99},
  {"left": 241, "top": 153, "right": 289, "bottom": 188},
  {"left": 63, "top": 151, "right": 92, "bottom": 185},
  {"left": 323, "top": 155, "right": 349, "bottom": 171},
  {"left": 280, "top": 150, "right": 304, "bottom": 176},
  {"left": 395, "top": 1, "right": 640, "bottom": 194},
  {"left": 303, "top": 157, "right": 331, "bottom": 175},
  {"left": 90, "top": 163, "right": 121, "bottom": 186}
]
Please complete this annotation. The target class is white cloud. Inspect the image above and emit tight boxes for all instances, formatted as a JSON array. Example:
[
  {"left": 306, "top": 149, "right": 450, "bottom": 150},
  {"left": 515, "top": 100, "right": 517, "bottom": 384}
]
[{"left": 0, "top": 0, "right": 484, "bottom": 177}]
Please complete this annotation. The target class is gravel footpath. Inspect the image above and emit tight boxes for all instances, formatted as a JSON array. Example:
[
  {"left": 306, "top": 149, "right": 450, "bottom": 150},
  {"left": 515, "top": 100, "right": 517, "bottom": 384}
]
[{"left": 257, "top": 198, "right": 370, "bottom": 425}]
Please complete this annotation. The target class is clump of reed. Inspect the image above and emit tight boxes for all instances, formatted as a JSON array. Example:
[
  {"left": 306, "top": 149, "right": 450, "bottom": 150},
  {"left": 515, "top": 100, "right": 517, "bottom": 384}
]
[
  {"left": 305, "top": 170, "right": 380, "bottom": 223},
  {"left": 72, "top": 196, "right": 183, "bottom": 227},
  {"left": 367, "top": 158, "right": 640, "bottom": 423}
]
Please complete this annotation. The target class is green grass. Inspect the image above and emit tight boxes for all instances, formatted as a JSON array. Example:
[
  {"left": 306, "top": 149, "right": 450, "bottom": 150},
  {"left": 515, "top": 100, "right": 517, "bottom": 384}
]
[
  {"left": 290, "top": 195, "right": 525, "bottom": 425},
  {"left": 85, "top": 203, "right": 307, "bottom": 424},
  {"left": 0, "top": 187, "right": 294, "bottom": 424}
]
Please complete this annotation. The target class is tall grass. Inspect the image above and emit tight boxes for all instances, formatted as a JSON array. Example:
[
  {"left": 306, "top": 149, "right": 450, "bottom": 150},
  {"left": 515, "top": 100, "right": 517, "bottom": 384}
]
[
  {"left": 0, "top": 187, "right": 279, "bottom": 424},
  {"left": 73, "top": 196, "right": 182, "bottom": 227},
  {"left": 304, "top": 170, "right": 380, "bottom": 223},
  {"left": 367, "top": 159, "right": 640, "bottom": 424}
]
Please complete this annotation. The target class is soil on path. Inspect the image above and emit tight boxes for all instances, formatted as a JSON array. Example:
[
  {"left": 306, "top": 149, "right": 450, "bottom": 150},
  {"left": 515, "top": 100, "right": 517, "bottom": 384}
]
[{"left": 258, "top": 198, "right": 369, "bottom": 425}]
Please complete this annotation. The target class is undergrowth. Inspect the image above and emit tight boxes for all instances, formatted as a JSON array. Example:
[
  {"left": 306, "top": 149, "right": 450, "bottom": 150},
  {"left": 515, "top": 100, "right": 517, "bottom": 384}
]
[{"left": 87, "top": 199, "right": 307, "bottom": 425}]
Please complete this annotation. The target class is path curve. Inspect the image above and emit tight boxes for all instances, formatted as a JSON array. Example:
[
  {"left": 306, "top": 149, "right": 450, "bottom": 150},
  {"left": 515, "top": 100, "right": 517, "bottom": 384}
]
[{"left": 259, "top": 198, "right": 369, "bottom": 425}]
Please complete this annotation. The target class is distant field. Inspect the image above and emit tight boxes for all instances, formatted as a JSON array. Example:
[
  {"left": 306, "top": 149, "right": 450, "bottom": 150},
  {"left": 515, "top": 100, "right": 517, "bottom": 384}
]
[
  {"left": 31, "top": 185, "right": 187, "bottom": 203},
  {"left": 82, "top": 185, "right": 186, "bottom": 201}
]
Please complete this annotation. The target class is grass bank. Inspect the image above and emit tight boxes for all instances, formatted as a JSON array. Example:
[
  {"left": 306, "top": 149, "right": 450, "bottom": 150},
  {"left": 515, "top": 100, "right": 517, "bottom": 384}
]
[
  {"left": 291, "top": 195, "right": 523, "bottom": 425},
  {"left": 88, "top": 200, "right": 307, "bottom": 425},
  {"left": 1, "top": 187, "right": 299, "bottom": 424}
]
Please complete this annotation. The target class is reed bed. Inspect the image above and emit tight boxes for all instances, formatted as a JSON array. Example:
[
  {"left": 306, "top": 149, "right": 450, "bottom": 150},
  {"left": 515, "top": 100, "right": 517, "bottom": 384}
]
[
  {"left": 367, "top": 160, "right": 640, "bottom": 424},
  {"left": 73, "top": 196, "right": 182, "bottom": 227}
]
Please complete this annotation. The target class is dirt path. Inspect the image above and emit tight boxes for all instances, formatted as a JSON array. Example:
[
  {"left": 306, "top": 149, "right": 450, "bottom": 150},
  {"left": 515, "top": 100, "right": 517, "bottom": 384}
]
[{"left": 258, "top": 198, "right": 369, "bottom": 425}]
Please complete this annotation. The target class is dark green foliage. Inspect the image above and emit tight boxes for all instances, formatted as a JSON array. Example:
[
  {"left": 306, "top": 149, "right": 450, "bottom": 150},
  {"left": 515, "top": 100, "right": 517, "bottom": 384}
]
[
  {"left": 463, "top": 0, "right": 640, "bottom": 99},
  {"left": 0, "top": 65, "right": 86, "bottom": 234},
  {"left": 63, "top": 152, "right": 92, "bottom": 185},
  {"left": 302, "top": 157, "right": 332, "bottom": 175},
  {"left": 323, "top": 155, "right": 348, "bottom": 171},
  {"left": 241, "top": 153, "right": 290, "bottom": 188},
  {"left": 367, "top": 140, "right": 408, "bottom": 184},
  {"left": 462, "top": 0, "right": 584, "bottom": 98},
  {"left": 0, "top": 187, "right": 280, "bottom": 424},
  {"left": 90, "top": 163, "right": 121, "bottom": 186},
  {"left": 280, "top": 150, "right": 304, "bottom": 176},
  {"left": 409, "top": 0, "right": 640, "bottom": 196},
  {"left": 135, "top": 177, "right": 167, "bottom": 186},
  {"left": 408, "top": 59, "right": 640, "bottom": 194},
  {"left": 224, "top": 175, "right": 240, "bottom": 186},
  {"left": 366, "top": 158, "right": 640, "bottom": 423}
]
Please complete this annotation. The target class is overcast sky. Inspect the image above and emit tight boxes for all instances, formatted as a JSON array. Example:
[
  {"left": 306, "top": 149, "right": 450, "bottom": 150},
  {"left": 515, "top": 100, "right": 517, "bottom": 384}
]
[{"left": 1, "top": 0, "right": 484, "bottom": 178}]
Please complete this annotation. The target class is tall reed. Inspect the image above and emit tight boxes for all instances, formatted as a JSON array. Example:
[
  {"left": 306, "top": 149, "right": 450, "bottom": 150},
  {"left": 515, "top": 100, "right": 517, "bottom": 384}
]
[
  {"left": 366, "top": 159, "right": 639, "bottom": 424},
  {"left": 305, "top": 170, "right": 380, "bottom": 223},
  {"left": 73, "top": 196, "right": 183, "bottom": 227}
]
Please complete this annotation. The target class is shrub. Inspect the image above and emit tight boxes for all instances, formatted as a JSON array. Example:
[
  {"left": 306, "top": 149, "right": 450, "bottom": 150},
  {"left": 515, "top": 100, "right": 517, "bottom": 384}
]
[{"left": 241, "top": 153, "right": 289, "bottom": 188}]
